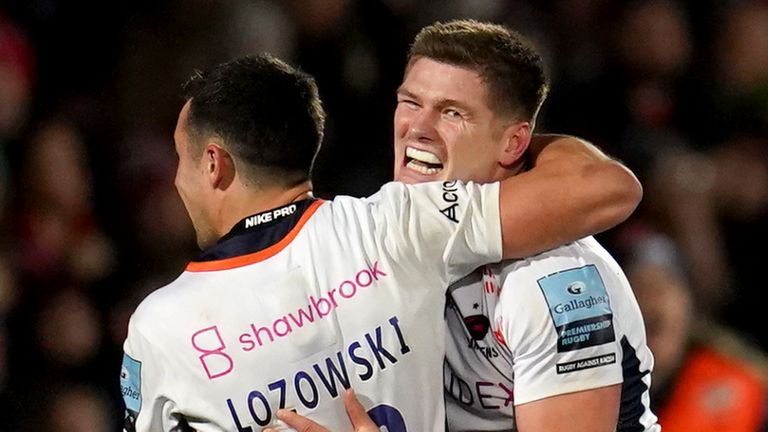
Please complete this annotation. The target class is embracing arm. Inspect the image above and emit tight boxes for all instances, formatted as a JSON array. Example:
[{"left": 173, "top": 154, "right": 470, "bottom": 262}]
[{"left": 500, "top": 134, "right": 642, "bottom": 258}]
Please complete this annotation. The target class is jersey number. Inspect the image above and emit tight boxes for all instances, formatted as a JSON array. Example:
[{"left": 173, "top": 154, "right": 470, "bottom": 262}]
[{"left": 367, "top": 404, "right": 407, "bottom": 432}]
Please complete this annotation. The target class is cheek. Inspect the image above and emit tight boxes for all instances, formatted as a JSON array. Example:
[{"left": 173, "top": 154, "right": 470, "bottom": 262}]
[
  {"left": 173, "top": 167, "right": 182, "bottom": 191},
  {"left": 393, "top": 107, "right": 411, "bottom": 137},
  {"left": 174, "top": 164, "right": 197, "bottom": 204},
  {"left": 174, "top": 167, "right": 187, "bottom": 197}
]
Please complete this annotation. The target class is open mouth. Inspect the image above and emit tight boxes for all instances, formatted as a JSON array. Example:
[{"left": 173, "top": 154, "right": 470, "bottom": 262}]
[{"left": 405, "top": 147, "right": 444, "bottom": 175}]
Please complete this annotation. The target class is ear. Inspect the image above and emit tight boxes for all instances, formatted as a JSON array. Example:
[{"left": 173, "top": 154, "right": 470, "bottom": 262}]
[
  {"left": 498, "top": 122, "right": 532, "bottom": 167},
  {"left": 204, "top": 143, "right": 235, "bottom": 190}
]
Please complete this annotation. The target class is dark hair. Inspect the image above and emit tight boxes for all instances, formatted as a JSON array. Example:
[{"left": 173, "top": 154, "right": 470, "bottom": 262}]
[
  {"left": 408, "top": 19, "right": 549, "bottom": 123},
  {"left": 181, "top": 54, "right": 325, "bottom": 186}
]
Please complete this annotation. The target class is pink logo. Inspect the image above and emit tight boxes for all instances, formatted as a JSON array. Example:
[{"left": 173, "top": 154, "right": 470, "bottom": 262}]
[{"left": 191, "top": 326, "right": 234, "bottom": 380}]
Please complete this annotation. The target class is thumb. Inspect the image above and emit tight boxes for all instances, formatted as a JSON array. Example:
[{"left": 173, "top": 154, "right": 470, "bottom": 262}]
[{"left": 344, "top": 389, "right": 378, "bottom": 429}]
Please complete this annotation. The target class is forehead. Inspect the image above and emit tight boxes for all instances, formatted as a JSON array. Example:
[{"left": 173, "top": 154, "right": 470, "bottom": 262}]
[{"left": 400, "top": 58, "right": 489, "bottom": 104}]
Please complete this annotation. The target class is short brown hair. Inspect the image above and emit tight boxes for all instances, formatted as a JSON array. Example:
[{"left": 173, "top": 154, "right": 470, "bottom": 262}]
[{"left": 407, "top": 19, "right": 549, "bottom": 123}]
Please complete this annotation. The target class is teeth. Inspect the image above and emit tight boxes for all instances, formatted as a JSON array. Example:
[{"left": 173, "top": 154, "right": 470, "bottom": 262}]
[
  {"left": 406, "top": 147, "right": 442, "bottom": 165},
  {"left": 407, "top": 160, "right": 441, "bottom": 175}
]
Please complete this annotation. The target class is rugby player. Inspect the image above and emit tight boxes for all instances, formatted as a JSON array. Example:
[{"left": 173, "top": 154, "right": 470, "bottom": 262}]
[
  {"left": 120, "top": 52, "right": 641, "bottom": 431},
  {"left": 276, "top": 20, "right": 659, "bottom": 432}
]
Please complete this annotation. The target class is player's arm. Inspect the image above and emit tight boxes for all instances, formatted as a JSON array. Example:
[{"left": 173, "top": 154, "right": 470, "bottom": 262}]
[
  {"left": 498, "top": 251, "right": 625, "bottom": 431},
  {"left": 515, "top": 385, "right": 620, "bottom": 432},
  {"left": 499, "top": 134, "right": 641, "bottom": 258}
]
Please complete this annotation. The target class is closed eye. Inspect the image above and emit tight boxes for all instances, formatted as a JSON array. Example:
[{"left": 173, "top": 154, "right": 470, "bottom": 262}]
[
  {"left": 398, "top": 98, "right": 420, "bottom": 109},
  {"left": 443, "top": 108, "right": 463, "bottom": 120}
]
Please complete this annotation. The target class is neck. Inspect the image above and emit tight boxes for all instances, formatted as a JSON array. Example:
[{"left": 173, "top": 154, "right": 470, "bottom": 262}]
[
  {"left": 491, "top": 158, "right": 527, "bottom": 182},
  {"left": 216, "top": 180, "right": 314, "bottom": 238}
]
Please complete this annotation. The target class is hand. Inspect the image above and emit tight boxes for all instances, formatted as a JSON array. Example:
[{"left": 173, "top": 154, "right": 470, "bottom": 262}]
[{"left": 264, "top": 389, "right": 379, "bottom": 432}]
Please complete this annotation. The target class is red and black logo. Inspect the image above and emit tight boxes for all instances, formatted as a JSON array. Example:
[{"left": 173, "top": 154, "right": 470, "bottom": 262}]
[{"left": 463, "top": 314, "right": 491, "bottom": 340}]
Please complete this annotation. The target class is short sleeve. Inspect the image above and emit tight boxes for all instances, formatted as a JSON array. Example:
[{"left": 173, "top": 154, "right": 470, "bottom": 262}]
[
  {"left": 370, "top": 180, "right": 502, "bottom": 285},
  {"left": 122, "top": 313, "right": 175, "bottom": 432},
  {"left": 497, "top": 254, "right": 624, "bottom": 405}
]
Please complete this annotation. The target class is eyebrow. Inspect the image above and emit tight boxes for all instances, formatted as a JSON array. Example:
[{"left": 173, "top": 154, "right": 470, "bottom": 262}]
[
  {"left": 396, "top": 87, "right": 417, "bottom": 99},
  {"left": 396, "top": 87, "right": 473, "bottom": 112}
]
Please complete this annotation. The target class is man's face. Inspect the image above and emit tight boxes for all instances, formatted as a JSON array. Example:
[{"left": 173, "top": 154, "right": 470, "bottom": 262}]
[
  {"left": 174, "top": 101, "right": 218, "bottom": 249},
  {"left": 393, "top": 57, "right": 511, "bottom": 184}
]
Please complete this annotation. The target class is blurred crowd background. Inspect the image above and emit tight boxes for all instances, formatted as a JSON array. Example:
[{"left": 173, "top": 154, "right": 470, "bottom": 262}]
[{"left": 0, "top": 0, "right": 767, "bottom": 430}]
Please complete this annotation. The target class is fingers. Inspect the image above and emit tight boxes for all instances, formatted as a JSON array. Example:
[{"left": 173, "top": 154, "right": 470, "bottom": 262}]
[
  {"left": 343, "top": 389, "right": 377, "bottom": 428},
  {"left": 262, "top": 389, "right": 376, "bottom": 432},
  {"left": 264, "top": 409, "right": 329, "bottom": 432}
]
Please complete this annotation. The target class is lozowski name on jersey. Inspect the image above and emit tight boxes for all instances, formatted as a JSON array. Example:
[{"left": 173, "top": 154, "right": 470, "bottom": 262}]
[
  {"left": 553, "top": 295, "right": 608, "bottom": 314},
  {"left": 226, "top": 316, "right": 411, "bottom": 430}
]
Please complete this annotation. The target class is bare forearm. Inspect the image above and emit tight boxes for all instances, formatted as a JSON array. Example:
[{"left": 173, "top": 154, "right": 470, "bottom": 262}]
[{"left": 499, "top": 135, "right": 642, "bottom": 258}]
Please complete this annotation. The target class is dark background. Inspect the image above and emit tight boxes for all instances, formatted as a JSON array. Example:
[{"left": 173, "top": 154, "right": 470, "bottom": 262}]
[{"left": 0, "top": 0, "right": 766, "bottom": 429}]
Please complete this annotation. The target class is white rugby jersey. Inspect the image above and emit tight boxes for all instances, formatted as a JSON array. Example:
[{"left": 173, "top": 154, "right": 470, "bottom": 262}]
[
  {"left": 445, "top": 237, "right": 660, "bottom": 431},
  {"left": 121, "top": 180, "right": 502, "bottom": 432}
]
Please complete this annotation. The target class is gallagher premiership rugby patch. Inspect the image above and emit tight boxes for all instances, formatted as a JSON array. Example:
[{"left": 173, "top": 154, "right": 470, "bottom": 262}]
[
  {"left": 538, "top": 265, "right": 615, "bottom": 352},
  {"left": 121, "top": 354, "right": 142, "bottom": 431}
]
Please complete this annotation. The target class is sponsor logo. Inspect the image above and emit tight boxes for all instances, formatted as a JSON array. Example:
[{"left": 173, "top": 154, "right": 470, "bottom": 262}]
[
  {"left": 243, "top": 204, "right": 297, "bottom": 229},
  {"left": 556, "top": 353, "right": 616, "bottom": 374},
  {"left": 190, "top": 261, "right": 389, "bottom": 380},
  {"left": 444, "top": 364, "right": 514, "bottom": 409},
  {"left": 556, "top": 316, "right": 615, "bottom": 352},
  {"left": 440, "top": 180, "right": 459, "bottom": 223},
  {"left": 553, "top": 295, "right": 609, "bottom": 314},
  {"left": 463, "top": 315, "right": 490, "bottom": 340},
  {"left": 121, "top": 354, "right": 142, "bottom": 432},
  {"left": 538, "top": 265, "right": 616, "bottom": 352},
  {"left": 566, "top": 281, "right": 585, "bottom": 295}
]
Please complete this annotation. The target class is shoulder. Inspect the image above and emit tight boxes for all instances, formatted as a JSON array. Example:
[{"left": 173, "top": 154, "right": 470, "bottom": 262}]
[
  {"left": 129, "top": 272, "right": 197, "bottom": 330},
  {"left": 495, "top": 238, "right": 619, "bottom": 315},
  {"left": 359, "top": 180, "right": 498, "bottom": 205},
  {"left": 498, "top": 238, "right": 599, "bottom": 278}
]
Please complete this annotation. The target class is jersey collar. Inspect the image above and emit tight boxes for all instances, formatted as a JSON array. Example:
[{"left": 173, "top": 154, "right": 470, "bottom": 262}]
[{"left": 192, "top": 199, "right": 318, "bottom": 264}]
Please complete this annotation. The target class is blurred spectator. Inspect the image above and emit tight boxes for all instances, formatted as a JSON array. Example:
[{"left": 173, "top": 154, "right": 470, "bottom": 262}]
[
  {"left": 114, "top": 131, "right": 195, "bottom": 279},
  {"left": 707, "top": 2, "right": 768, "bottom": 141},
  {"left": 640, "top": 134, "right": 768, "bottom": 335},
  {"left": 15, "top": 119, "right": 115, "bottom": 287},
  {"left": 0, "top": 10, "right": 35, "bottom": 218},
  {"left": 34, "top": 288, "right": 101, "bottom": 368},
  {"left": 547, "top": 0, "right": 703, "bottom": 152},
  {"left": 7, "top": 286, "right": 118, "bottom": 430},
  {"left": 45, "top": 384, "right": 112, "bottom": 432},
  {"left": 13, "top": 383, "right": 113, "bottom": 432},
  {"left": 619, "top": 226, "right": 768, "bottom": 432}
]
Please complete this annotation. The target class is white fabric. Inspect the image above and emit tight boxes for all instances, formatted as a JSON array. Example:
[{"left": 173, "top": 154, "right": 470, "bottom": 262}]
[
  {"left": 122, "top": 181, "right": 502, "bottom": 432},
  {"left": 445, "top": 237, "right": 660, "bottom": 431}
]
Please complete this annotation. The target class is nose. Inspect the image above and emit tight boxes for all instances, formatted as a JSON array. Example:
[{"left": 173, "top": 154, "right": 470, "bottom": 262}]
[{"left": 407, "top": 108, "right": 439, "bottom": 143}]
